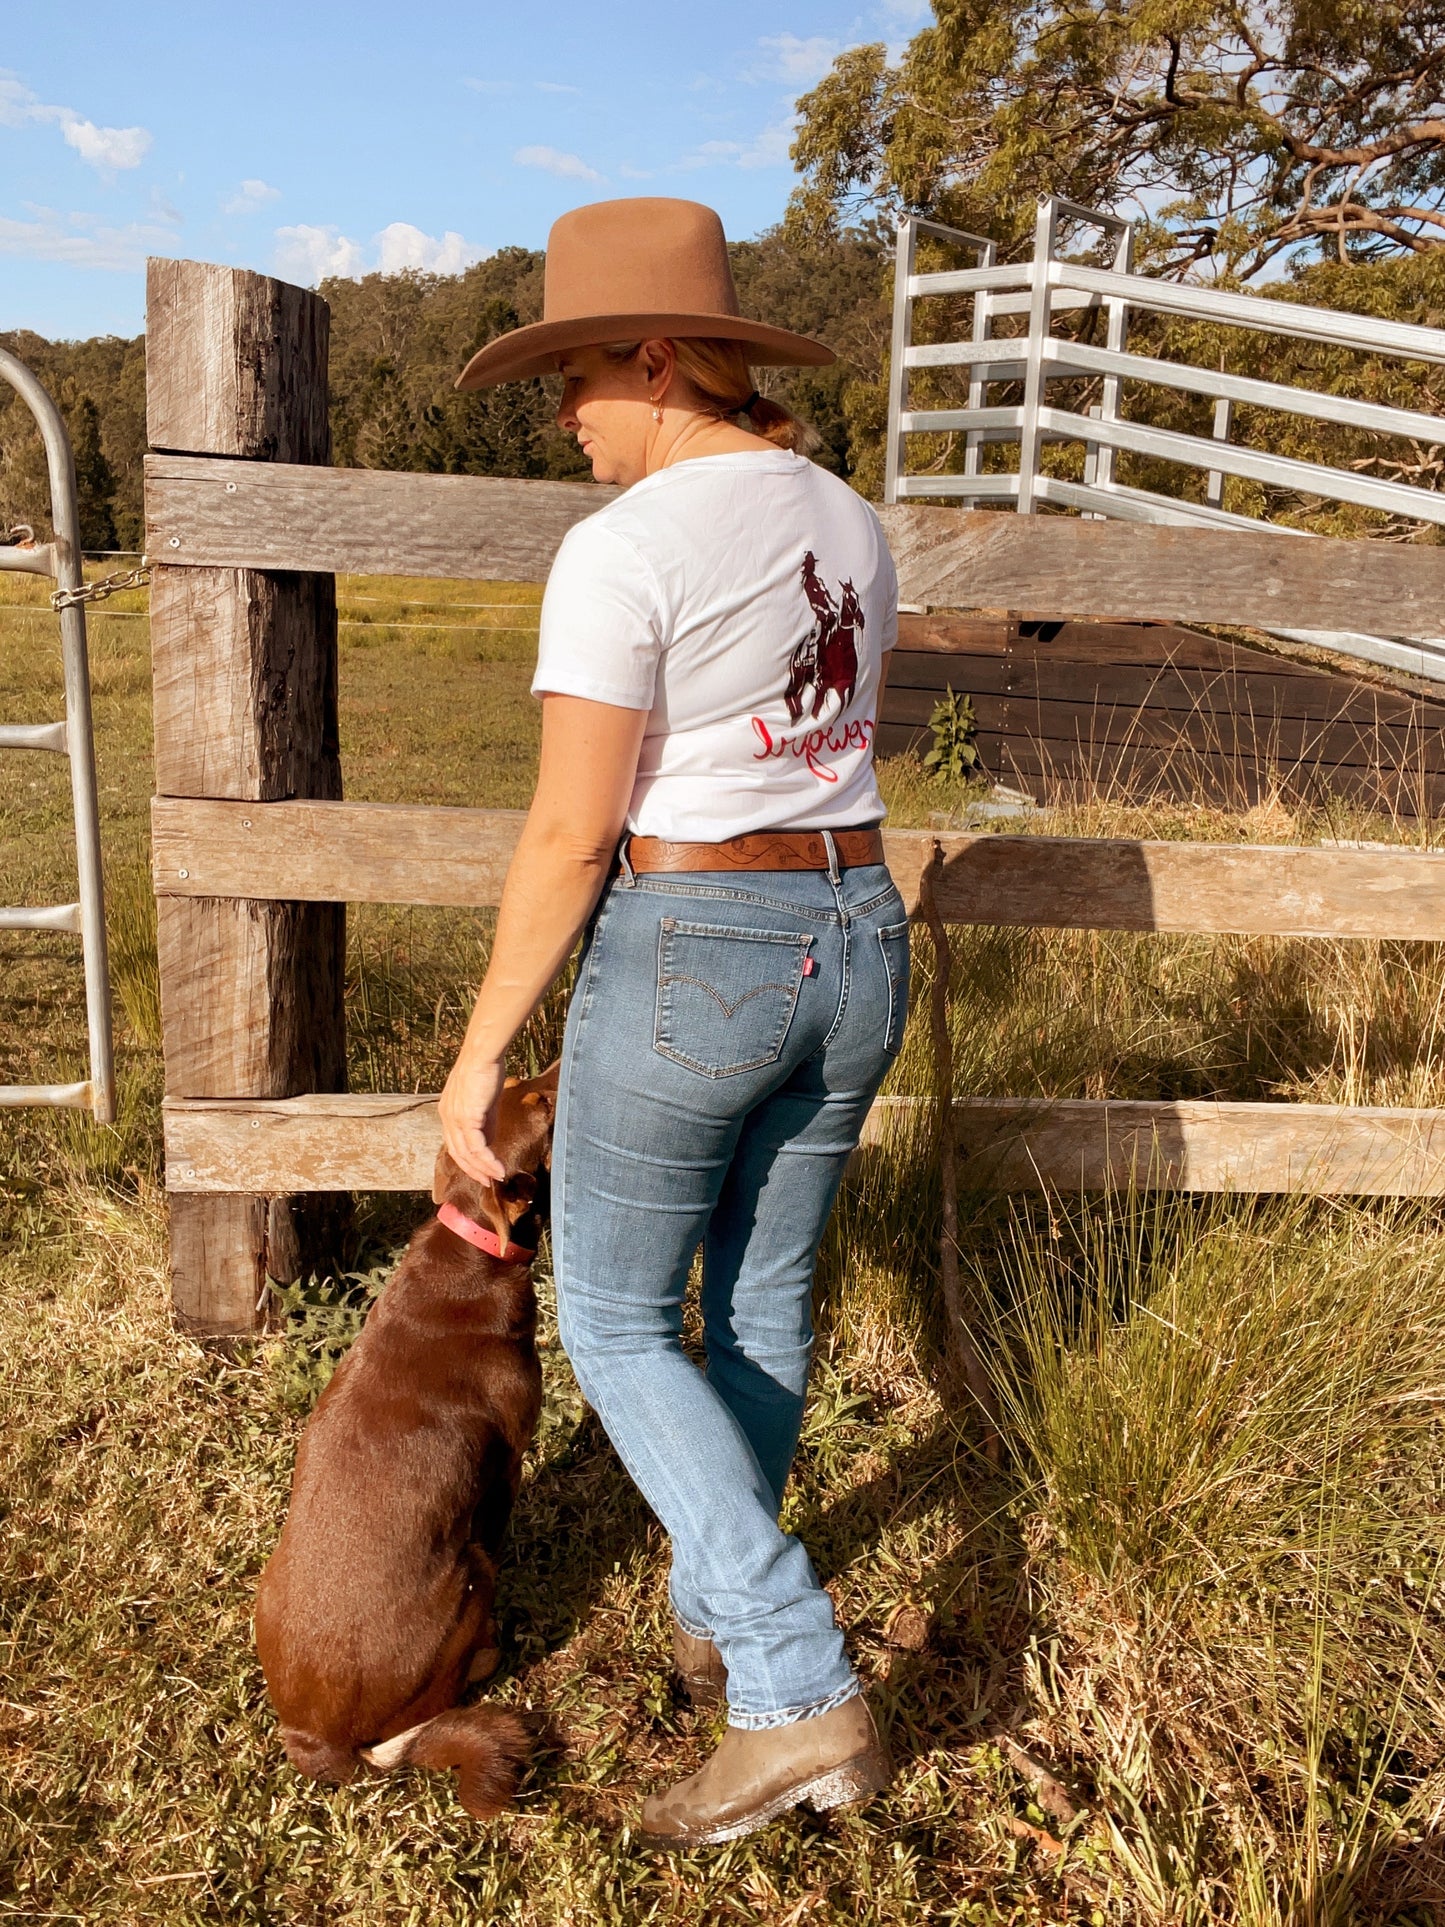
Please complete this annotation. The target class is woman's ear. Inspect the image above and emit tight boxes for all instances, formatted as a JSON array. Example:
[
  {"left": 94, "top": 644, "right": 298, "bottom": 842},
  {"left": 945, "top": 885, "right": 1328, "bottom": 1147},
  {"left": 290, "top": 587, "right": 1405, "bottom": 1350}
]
[{"left": 641, "top": 337, "right": 676, "bottom": 400}]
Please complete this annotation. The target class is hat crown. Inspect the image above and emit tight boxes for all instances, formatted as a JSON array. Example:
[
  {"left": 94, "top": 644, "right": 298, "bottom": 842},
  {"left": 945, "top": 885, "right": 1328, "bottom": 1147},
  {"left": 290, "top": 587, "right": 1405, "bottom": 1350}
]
[{"left": 542, "top": 198, "right": 741, "bottom": 327}]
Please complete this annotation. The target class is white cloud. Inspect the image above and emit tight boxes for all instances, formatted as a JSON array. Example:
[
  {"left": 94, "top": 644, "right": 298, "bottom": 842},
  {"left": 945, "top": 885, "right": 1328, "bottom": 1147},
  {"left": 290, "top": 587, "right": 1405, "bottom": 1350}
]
[
  {"left": 223, "top": 177, "right": 281, "bottom": 216},
  {"left": 60, "top": 118, "right": 151, "bottom": 170},
  {"left": 877, "top": 0, "right": 931, "bottom": 21},
  {"left": 375, "top": 222, "right": 485, "bottom": 274},
  {"left": 753, "top": 34, "right": 843, "bottom": 85},
  {"left": 274, "top": 223, "right": 367, "bottom": 283},
  {"left": 739, "top": 117, "right": 797, "bottom": 168},
  {"left": 272, "top": 221, "right": 488, "bottom": 285},
  {"left": 0, "top": 71, "right": 151, "bottom": 172},
  {"left": 464, "top": 77, "right": 515, "bottom": 94},
  {"left": 0, "top": 206, "right": 177, "bottom": 271},
  {"left": 514, "top": 144, "right": 603, "bottom": 182},
  {"left": 535, "top": 82, "right": 582, "bottom": 95},
  {"left": 685, "top": 118, "right": 798, "bottom": 172}
]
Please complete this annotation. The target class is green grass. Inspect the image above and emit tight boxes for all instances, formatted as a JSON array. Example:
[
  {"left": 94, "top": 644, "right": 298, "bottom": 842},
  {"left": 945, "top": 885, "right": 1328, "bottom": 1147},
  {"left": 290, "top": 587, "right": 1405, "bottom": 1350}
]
[{"left": 0, "top": 571, "right": 1442, "bottom": 1922}]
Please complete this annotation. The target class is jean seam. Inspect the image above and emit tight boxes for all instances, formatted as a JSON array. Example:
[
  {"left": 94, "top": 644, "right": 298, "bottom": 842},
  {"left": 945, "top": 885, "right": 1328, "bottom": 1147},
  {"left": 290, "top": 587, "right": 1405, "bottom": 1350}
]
[
  {"left": 878, "top": 921, "right": 910, "bottom": 1056},
  {"left": 820, "top": 883, "right": 852, "bottom": 1050}
]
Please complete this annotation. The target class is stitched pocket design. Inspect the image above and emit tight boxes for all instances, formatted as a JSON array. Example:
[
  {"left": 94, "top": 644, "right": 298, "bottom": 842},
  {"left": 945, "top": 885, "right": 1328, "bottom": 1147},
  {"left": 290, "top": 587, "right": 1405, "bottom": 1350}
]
[
  {"left": 655, "top": 920, "right": 810, "bottom": 1078},
  {"left": 878, "top": 920, "right": 912, "bottom": 1056}
]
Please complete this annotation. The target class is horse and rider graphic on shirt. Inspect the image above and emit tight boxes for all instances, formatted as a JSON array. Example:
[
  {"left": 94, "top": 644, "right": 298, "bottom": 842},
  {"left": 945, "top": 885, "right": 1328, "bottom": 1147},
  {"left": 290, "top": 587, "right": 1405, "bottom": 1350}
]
[
  {"left": 748, "top": 550, "right": 874, "bottom": 785},
  {"left": 783, "top": 551, "right": 862, "bottom": 726}
]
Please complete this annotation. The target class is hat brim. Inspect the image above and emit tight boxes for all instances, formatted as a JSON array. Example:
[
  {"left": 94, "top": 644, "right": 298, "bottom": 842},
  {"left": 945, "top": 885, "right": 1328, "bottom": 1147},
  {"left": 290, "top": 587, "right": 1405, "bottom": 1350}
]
[{"left": 455, "top": 312, "right": 836, "bottom": 389}]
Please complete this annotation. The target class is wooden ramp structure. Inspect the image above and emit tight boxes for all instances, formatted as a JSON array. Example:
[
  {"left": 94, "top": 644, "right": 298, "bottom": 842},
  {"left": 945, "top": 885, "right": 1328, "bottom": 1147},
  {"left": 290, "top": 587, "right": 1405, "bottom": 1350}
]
[
  {"left": 142, "top": 258, "right": 1445, "bottom": 1334},
  {"left": 880, "top": 615, "right": 1445, "bottom": 813}
]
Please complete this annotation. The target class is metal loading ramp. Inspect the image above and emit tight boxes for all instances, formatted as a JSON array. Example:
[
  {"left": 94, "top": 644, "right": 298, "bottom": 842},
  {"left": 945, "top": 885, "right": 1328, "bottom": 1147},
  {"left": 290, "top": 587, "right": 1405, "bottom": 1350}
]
[{"left": 885, "top": 196, "right": 1445, "bottom": 687}]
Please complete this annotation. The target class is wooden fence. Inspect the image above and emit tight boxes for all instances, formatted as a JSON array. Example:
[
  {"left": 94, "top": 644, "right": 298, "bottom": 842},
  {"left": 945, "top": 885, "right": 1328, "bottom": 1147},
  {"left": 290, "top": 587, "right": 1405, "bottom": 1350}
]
[
  {"left": 143, "top": 259, "right": 1445, "bottom": 1334},
  {"left": 878, "top": 615, "right": 1445, "bottom": 813}
]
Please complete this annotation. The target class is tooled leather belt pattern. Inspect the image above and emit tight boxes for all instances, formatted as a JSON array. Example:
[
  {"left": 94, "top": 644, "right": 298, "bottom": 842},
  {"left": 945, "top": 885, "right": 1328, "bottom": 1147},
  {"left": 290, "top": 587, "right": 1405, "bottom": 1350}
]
[{"left": 623, "top": 827, "right": 886, "bottom": 874}]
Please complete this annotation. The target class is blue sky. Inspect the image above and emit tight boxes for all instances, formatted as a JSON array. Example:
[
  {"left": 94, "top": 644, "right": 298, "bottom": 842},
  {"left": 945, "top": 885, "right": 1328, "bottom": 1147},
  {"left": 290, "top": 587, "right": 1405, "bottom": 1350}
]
[{"left": 2, "top": 2, "right": 927, "bottom": 341}]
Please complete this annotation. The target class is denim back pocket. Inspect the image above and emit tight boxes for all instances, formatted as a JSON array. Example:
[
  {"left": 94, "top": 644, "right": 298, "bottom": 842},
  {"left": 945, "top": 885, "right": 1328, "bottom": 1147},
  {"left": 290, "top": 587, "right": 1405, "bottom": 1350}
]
[
  {"left": 655, "top": 920, "right": 810, "bottom": 1078},
  {"left": 878, "top": 920, "right": 912, "bottom": 1056}
]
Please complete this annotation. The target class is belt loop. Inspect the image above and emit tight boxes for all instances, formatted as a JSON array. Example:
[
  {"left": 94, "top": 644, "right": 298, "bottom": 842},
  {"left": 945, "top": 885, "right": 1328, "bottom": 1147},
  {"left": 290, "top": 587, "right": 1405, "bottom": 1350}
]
[
  {"left": 617, "top": 836, "right": 637, "bottom": 888},
  {"left": 822, "top": 829, "right": 841, "bottom": 884}
]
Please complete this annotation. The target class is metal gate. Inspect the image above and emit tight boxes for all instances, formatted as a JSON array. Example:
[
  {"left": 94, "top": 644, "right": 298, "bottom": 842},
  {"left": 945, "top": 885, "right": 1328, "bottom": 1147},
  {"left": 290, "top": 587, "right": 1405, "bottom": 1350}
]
[
  {"left": 884, "top": 195, "right": 1445, "bottom": 684},
  {"left": 0, "top": 349, "right": 114, "bottom": 1123}
]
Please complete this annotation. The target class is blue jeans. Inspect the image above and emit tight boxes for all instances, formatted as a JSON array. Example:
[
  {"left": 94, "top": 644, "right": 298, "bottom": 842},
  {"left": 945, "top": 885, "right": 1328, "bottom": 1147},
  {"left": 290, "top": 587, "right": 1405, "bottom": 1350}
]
[{"left": 552, "top": 842, "right": 910, "bottom": 1727}]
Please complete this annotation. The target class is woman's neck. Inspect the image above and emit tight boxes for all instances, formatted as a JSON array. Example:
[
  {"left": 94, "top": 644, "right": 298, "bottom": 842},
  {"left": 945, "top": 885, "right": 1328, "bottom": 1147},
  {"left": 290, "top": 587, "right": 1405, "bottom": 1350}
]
[{"left": 646, "top": 411, "right": 773, "bottom": 476}]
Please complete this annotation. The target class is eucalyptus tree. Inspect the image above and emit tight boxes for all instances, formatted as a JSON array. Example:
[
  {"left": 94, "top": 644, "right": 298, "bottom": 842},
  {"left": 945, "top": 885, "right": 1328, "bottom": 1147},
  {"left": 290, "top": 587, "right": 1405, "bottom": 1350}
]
[{"left": 790, "top": 2, "right": 1445, "bottom": 277}]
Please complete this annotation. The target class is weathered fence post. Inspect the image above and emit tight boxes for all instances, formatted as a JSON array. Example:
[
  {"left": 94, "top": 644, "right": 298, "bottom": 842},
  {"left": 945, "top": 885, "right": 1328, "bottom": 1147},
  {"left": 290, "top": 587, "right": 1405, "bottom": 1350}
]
[{"left": 146, "top": 259, "right": 348, "bottom": 1334}]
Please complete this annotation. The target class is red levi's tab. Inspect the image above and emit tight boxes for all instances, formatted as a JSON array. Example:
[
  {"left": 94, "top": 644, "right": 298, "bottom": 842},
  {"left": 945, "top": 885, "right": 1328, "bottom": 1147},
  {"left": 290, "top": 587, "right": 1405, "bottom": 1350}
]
[{"left": 436, "top": 1200, "right": 536, "bottom": 1265}]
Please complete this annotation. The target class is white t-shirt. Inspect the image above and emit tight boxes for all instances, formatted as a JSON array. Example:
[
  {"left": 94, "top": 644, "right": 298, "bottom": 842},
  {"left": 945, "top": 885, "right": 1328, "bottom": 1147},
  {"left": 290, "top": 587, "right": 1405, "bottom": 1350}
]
[{"left": 532, "top": 448, "right": 897, "bottom": 841}]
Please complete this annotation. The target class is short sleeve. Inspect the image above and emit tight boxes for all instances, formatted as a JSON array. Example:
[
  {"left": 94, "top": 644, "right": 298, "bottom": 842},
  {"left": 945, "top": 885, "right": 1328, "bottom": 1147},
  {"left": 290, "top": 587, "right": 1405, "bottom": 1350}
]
[
  {"left": 875, "top": 518, "right": 899, "bottom": 653},
  {"left": 532, "top": 517, "right": 665, "bottom": 710}
]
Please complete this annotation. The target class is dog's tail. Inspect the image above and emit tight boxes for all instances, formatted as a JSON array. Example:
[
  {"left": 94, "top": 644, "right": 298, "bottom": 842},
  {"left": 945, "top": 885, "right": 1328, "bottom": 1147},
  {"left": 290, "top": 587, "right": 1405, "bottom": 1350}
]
[{"left": 361, "top": 1706, "right": 531, "bottom": 1819}]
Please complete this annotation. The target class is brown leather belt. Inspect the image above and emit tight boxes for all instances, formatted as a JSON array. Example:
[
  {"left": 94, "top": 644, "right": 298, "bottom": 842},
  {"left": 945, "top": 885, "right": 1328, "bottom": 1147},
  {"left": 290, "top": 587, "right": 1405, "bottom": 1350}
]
[{"left": 622, "top": 827, "right": 886, "bottom": 874}]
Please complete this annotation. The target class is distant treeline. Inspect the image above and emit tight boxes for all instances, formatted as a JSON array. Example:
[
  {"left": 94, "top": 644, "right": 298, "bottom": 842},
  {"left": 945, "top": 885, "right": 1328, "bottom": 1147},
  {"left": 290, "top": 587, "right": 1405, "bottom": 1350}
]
[
  {"left": 0, "top": 227, "right": 889, "bottom": 551},
  {"left": 7, "top": 225, "right": 1440, "bottom": 553}
]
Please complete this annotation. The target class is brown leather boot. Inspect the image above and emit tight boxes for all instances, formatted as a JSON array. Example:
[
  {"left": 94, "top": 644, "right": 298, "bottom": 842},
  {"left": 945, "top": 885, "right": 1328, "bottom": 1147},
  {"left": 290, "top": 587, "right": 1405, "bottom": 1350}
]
[
  {"left": 639, "top": 1694, "right": 889, "bottom": 1847},
  {"left": 672, "top": 1617, "right": 727, "bottom": 1712}
]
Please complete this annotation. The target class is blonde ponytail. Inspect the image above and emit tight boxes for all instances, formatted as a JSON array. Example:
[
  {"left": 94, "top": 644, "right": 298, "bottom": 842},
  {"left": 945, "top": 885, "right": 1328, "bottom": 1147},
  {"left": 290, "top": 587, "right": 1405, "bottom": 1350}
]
[{"left": 602, "top": 337, "right": 820, "bottom": 456}]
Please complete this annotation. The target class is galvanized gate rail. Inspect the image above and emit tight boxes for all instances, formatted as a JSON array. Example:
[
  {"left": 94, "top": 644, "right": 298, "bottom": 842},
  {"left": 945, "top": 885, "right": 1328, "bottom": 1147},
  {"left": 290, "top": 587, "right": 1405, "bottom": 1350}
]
[
  {"left": 884, "top": 196, "right": 1445, "bottom": 683},
  {"left": 0, "top": 349, "right": 114, "bottom": 1122}
]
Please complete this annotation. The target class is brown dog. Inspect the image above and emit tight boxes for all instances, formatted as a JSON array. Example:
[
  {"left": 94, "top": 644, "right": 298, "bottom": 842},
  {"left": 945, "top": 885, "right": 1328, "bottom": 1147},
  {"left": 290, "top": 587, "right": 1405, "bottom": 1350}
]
[{"left": 254, "top": 1063, "right": 559, "bottom": 1818}]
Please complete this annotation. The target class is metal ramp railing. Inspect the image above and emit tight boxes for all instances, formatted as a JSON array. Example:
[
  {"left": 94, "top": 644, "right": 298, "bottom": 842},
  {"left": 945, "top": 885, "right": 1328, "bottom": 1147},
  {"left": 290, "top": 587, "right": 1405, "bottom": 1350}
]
[
  {"left": 885, "top": 196, "right": 1445, "bottom": 684},
  {"left": 0, "top": 349, "right": 114, "bottom": 1122}
]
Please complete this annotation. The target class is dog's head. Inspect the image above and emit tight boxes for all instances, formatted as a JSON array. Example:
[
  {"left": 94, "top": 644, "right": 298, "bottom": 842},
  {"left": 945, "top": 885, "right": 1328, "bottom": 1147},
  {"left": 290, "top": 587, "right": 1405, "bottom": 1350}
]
[{"left": 432, "top": 1060, "right": 560, "bottom": 1256}]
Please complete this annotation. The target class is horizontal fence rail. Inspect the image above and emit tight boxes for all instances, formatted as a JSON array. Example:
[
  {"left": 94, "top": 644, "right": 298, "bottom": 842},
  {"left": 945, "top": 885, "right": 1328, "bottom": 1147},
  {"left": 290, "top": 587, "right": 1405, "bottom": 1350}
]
[
  {"left": 144, "top": 456, "right": 1445, "bottom": 639},
  {"left": 876, "top": 507, "right": 1445, "bottom": 639},
  {"left": 869, "top": 1098, "right": 1445, "bottom": 1195},
  {"left": 145, "top": 455, "right": 619, "bottom": 581},
  {"left": 163, "top": 1093, "right": 1445, "bottom": 1197},
  {"left": 151, "top": 799, "right": 1445, "bottom": 939},
  {"left": 150, "top": 797, "right": 1445, "bottom": 1197}
]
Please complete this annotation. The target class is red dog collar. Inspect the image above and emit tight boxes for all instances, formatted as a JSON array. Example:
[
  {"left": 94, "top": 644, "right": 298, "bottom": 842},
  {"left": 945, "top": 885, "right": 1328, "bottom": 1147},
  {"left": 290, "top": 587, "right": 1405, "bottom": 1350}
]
[{"left": 437, "top": 1200, "right": 535, "bottom": 1264}]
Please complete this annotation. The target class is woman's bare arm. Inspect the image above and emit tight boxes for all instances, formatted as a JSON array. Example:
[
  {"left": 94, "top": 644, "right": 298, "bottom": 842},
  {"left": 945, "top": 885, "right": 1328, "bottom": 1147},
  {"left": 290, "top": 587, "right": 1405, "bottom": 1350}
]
[{"left": 440, "top": 693, "right": 647, "bottom": 1182}]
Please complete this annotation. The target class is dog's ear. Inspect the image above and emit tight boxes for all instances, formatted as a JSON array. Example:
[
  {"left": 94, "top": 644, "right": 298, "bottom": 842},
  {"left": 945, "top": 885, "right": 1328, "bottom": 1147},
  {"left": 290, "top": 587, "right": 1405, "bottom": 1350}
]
[
  {"left": 499, "top": 1170, "right": 538, "bottom": 1209},
  {"left": 432, "top": 1145, "right": 458, "bottom": 1207}
]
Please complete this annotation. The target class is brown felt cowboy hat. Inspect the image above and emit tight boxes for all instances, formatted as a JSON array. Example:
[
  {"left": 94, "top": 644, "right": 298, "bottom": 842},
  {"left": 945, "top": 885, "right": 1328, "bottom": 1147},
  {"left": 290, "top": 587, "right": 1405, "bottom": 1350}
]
[{"left": 455, "top": 197, "right": 835, "bottom": 389}]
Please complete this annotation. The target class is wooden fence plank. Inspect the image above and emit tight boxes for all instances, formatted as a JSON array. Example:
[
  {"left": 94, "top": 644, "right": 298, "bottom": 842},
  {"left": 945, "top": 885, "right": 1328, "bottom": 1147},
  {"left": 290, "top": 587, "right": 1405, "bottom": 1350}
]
[
  {"left": 145, "top": 454, "right": 619, "bottom": 583},
  {"left": 150, "top": 799, "right": 1445, "bottom": 938},
  {"left": 165, "top": 1091, "right": 1445, "bottom": 1196},
  {"left": 884, "top": 689, "right": 1445, "bottom": 771},
  {"left": 153, "top": 798, "right": 526, "bottom": 906},
  {"left": 146, "top": 462, "right": 1445, "bottom": 636},
  {"left": 166, "top": 1093, "right": 443, "bottom": 1192},
  {"left": 885, "top": 650, "right": 1428, "bottom": 724},
  {"left": 878, "top": 507, "right": 1445, "bottom": 640},
  {"left": 878, "top": 1097, "right": 1445, "bottom": 1194}
]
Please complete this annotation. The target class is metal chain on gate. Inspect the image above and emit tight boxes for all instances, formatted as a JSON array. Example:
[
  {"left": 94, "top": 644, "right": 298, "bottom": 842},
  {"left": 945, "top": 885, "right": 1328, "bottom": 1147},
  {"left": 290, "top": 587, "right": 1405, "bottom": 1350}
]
[{"left": 49, "top": 558, "right": 152, "bottom": 613}]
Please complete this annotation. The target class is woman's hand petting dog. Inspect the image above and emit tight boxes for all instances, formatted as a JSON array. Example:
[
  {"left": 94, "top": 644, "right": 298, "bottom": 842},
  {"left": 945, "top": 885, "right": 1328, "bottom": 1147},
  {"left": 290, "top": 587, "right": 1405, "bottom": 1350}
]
[{"left": 254, "top": 1062, "right": 559, "bottom": 1819}]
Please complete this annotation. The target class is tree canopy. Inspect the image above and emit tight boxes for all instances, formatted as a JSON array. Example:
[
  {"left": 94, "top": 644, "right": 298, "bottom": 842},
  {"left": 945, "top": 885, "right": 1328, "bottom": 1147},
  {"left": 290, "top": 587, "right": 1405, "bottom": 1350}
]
[
  {"left": 790, "top": 2, "right": 1445, "bottom": 278},
  {"left": 0, "top": 229, "right": 888, "bottom": 546}
]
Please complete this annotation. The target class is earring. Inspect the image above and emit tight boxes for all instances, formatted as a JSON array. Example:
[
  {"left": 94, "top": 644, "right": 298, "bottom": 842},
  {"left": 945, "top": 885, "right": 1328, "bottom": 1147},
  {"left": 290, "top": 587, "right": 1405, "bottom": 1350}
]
[{"left": 649, "top": 394, "right": 663, "bottom": 422}]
